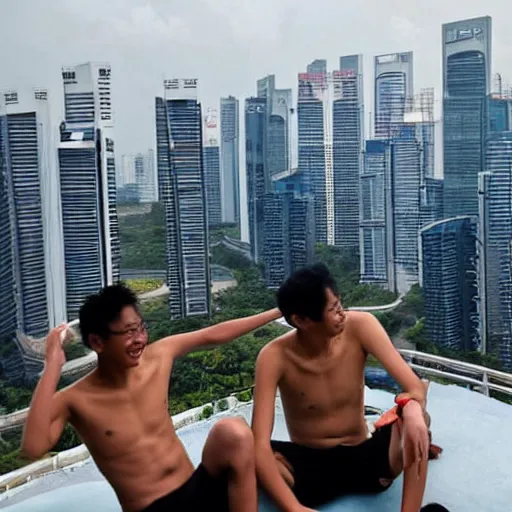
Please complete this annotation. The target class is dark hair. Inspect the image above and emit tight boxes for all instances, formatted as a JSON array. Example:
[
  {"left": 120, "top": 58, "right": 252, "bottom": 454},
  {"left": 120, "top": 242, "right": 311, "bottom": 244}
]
[
  {"left": 277, "top": 264, "right": 339, "bottom": 326},
  {"left": 420, "top": 505, "right": 450, "bottom": 512},
  {"left": 79, "top": 283, "right": 139, "bottom": 348}
]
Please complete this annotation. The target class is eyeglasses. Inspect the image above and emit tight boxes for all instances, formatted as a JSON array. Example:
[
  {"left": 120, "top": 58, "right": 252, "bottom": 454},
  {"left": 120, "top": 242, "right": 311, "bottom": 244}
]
[{"left": 107, "top": 321, "right": 147, "bottom": 340}]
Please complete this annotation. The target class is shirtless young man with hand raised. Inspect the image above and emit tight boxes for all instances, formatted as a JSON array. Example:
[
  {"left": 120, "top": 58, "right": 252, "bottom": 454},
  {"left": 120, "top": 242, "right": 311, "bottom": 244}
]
[
  {"left": 252, "top": 264, "right": 432, "bottom": 512},
  {"left": 22, "top": 283, "right": 281, "bottom": 512}
]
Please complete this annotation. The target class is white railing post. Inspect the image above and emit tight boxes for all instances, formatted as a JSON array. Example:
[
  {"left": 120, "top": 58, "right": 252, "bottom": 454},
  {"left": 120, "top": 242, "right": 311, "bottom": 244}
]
[{"left": 482, "top": 371, "right": 490, "bottom": 397}]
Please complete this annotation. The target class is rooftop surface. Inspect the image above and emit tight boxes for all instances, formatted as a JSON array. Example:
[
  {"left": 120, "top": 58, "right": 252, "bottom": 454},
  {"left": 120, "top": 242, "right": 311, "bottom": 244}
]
[{"left": 1, "top": 382, "right": 511, "bottom": 511}]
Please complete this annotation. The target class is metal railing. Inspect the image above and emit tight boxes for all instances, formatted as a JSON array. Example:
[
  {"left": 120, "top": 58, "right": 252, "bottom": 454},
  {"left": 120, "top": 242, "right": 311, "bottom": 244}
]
[{"left": 398, "top": 349, "right": 512, "bottom": 397}]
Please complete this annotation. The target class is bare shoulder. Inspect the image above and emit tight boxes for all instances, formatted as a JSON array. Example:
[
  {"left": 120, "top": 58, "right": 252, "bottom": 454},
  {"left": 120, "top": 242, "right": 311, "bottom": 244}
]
[
  {"left": 346, "top": 310, "right": 375, "bottom": 326},
  {"left": 343, "top": 311, "right": 381, "bottom": 349},
  {"left": 257, "top": 330, "right": 294, "bottom": 363}
]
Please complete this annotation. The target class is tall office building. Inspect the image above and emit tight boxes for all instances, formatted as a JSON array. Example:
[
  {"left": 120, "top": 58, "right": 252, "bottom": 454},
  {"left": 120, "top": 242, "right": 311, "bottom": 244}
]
[
  {"left": 333, "top": 55, "right": 364, "bottom": 249},
  {"left": 119, "top": 150, "right": 157, "bottom": 203},
  {"left": 155, "top": 78, "right": 210, "bottom": 319},
  {"left": 0, "top": 89, "right": 65, "bottom": 381},
  {"left": 121, "top": 154, "right": 136, "bottom": 186},
  {"left": 478, "top": 132, "right": 512, "bottom": 370},
  {"left": 59, "top": 63, "right": 120, "bottom": 322},
  {"left": 391, "top": 126, "right": 423, "bottom": 294},
  {"left": 136, "top": 150, "right": 157, "bottom": 203},
  {"left": 420, "top": 177, "right": 444, "bottom": 228},
  {"left": 298, "top": 65, "right": 330, "bottom": 243},
  {"left": 257, "top": 75, "right": 293, "bottom": 177},
  {"left": 263, "top": 169, "right": 315, "bottom": 289},
  {"left": 360, "top": 140, "right": 393, "bottom": 288},
  {"left": 420, "top": 217, "right": 480, "bottom": 352},
  {"left": 443, "top": 16, "right": 492, "bottom": 218},
  {"left": 374, "top": 52, "right": 414, "bottom": 139},
  {"left": 203, "top": 108, "right": 222, "bottom": 227},
  {"left": 220, "top": 96, "right": 240, "bottom": 224},
  {"left": 245, "top": 97, "right": 267, "bottom": 262}
]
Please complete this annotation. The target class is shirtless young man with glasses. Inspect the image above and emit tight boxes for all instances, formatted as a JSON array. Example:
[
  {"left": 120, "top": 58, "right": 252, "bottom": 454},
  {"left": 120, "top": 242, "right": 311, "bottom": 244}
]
[
  {"left": 22, "top": 283, "right": 281, "bottom": 512},
  {"left": 252, "top": 264, "right": 436, "bottom": 512}
]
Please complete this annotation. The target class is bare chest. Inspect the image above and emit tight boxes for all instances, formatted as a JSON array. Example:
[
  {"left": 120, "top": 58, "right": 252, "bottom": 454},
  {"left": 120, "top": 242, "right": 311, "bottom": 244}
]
[
  {"left": 279, "top": 347, "right": 366, "bottom": 418},
  {"left": 70, "top": 367, "right": 173, "bottom": 459}
]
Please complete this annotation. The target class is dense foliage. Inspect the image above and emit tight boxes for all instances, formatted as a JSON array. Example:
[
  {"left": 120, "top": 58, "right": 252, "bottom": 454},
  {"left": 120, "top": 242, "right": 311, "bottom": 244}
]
[
  {"left": 125, "top": 278, "right": 164, "bottom": 294},
  {"left": 119, "top": 202, "right": 166, "bottom": 269}
]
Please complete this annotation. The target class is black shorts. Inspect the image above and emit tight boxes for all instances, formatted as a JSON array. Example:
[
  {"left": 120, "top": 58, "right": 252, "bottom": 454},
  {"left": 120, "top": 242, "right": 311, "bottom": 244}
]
[
  {"left": 270, "top": 424, "right": 395, "bottom": 508},
  {"left": 141, "top": 464, "right": 229, "bottom": 512}
]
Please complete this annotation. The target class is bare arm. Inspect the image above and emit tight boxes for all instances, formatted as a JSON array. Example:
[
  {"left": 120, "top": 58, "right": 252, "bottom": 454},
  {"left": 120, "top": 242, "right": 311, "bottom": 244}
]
[
  {"left": 158, "top": 308, "right": 282, "bottom": 360},
  {"left": 356, "top": 312, "right": 426, "bottom": 408},
  {"left": 21, "top": 363, "right": 70, "bottom": 460},
  {"left": 252, "top": 343, "right": 303, "bottom": 512},
  {"left": 21, "top": 326, "right": 70, "bottom": 460}
]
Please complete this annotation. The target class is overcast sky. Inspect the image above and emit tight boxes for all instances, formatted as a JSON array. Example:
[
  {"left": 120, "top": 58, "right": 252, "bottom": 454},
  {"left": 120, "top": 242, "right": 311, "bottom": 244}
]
[{"left": 2, "top": 1, "right": 512, "bottom": 159}]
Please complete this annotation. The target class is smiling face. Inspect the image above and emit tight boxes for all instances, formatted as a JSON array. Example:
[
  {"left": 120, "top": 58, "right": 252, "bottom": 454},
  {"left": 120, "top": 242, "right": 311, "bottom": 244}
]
[{"left": 91, "top": 305, "right": 149, "bottom": 368}]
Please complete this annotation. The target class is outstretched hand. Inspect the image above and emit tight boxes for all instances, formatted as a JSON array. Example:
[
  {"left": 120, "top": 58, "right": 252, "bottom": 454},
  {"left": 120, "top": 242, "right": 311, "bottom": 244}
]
[{"left": 401, "top": 400, "right": 429, "bottom": 474}]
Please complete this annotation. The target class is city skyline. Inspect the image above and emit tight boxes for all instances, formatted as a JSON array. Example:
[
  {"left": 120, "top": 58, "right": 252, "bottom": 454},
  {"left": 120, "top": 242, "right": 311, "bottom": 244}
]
[
  {"left": 4, "top": 3, "right": 512, "bottom": 160},
  {"left": 1, "top": 10, "right": 512, "bottom": 372}
]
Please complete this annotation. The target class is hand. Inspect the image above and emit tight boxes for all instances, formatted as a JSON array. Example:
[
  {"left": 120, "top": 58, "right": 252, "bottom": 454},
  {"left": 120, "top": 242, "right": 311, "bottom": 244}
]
[
  {"left": 45, "top": 324, "right": 68, "bottom": 369},
  {"left": 401, "top": 400, "right": 429, "bottom": 473},
  {"left": 292, "top": 507, "right": 318, "bottom": 512}
]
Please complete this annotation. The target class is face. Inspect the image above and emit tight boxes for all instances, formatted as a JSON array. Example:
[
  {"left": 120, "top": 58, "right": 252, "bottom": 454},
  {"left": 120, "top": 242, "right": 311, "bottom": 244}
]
[
  {"left": 292, "top": 287, "right": 346, "bottom": 338},
  {"left": 92, "top": 306, "right": 149, "bottom": 368},
  {"left": 321, "top": 288, "right": 347, "bottom": 336}
]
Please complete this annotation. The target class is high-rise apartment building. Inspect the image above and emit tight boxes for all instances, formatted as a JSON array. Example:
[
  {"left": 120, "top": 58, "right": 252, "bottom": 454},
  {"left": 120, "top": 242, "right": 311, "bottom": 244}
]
[
  {"left": 0, "top": 88, "right": 65, "bottom": 381},
  {"left": 257, "top": 75, "right": 292, "bottom": 178},
  {"left": 420, "top": 217, "right": 480, "bottom": 352},
  {"left": 203, "top": 108, "right": 222, "bottom": 227},
  {"left": 478, "top": 132, "right": 512, "bottom": 370},
  {"left": 374, "top": 52, "right": 414, "bottom": 139},
  {"left": 263, "top": 169, "right": 315, "bottom": 289},
  {"left": 156, "top": 78, "right": 210, "bottom": 319},
  {"left": 298, "top": 66, "right": 330, "bottom": 243},
  {"left": 59, "top": 62, "right": 120, "bottom": 322},
  {"left": 333, "top": 55, "right": 364, "bottom": 249},
  {"left": 120, "top": 150, "right": 157, "bottom": 203},
  {"left": 220, "top": 96, "right": 240, "bottom": 224},
  {"left": 245, "top": 97, "right": 268, "bottom": 263},
  {"left": 442, "top": 16, "right": 492, "bottom": 218},
  {"left": 360, "top": 140, "right": 393, "bottom": 288}
]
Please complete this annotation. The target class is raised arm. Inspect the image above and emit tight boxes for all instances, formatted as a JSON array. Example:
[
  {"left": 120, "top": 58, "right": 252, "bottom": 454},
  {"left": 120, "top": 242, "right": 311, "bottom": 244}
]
[
  {"left": 21, "top": 326, "right": 70, "bottom": 460},
  {"left": 158, "top": 308, "right": 282, "bottom": 360},
  {"left": 252, "top": 343, "right": 304, "bottom": 512},
  {"left": 356, "top": 312, "right": 426, "bottom": 408}
]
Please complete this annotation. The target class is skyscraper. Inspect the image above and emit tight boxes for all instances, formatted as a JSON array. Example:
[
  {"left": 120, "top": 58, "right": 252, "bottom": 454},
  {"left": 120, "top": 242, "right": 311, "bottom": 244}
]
[
  {"left": 203, "top": 108, "right": 222, "bottom": 227},
  {"left": 136, "top": 150, "right": 157, "bottom": 203},
  {"left": 257, "top": 75, "right": 292, "bottom": 177},
  {"left": 333, "top": 55, "right": 364, "bottom": 249},
  {"left": 442, "top": 16, "right": 492, "bottom": 218},
  {"left": 119, "top": 150, "right": 157, "bottom": 203},
  {"left": 478, "top": 132, "right": 512, "bottom": 370},
  {"left": 420, "top": 217, "right": 480, "bottom": 352},
  {"left": 391, "top": 126, "right": 423, "bottom": 294},
  {"left": 263, "top": 169, "right": 315, "bottom": 288},
  {"left": 59, "top": 63, "right": 120, "bottom": 322},
  {"left": 374, "top": 52, "right": 414, "bottom": 139},
  {"left": 220, "top": 96, "right": 240, "bottom": 224},
  {"left": 298, "top": 66, "right": 330, "bottom": 243},
  {"left": 245, "top": 97, "right": 267, "bottom": 263},
  {"left": 359, "top": 140, "right": 393, "bottom": 289},
  {"left": 0, "top": 88, "right": 65, "bottom": 381},
  {"left": 156, "top": 78, "right": 210, "bottom": 319}
]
